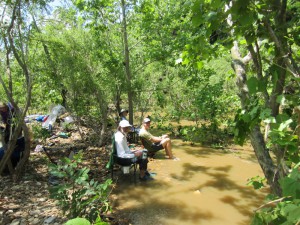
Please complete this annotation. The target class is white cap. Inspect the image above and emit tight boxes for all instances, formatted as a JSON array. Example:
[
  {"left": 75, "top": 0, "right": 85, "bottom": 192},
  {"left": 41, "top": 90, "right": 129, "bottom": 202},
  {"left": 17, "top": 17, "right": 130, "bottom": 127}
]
[
  {"left": 119, "top": 120, "right": 132, "bottom": 128},
  {"left": 143, "top": 118, "right": 151, "bottom": 123}
]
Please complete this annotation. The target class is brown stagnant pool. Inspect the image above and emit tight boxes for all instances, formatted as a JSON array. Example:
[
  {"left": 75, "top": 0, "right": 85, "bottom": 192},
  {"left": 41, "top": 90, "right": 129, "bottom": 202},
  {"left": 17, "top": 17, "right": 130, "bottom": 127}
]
[{"left": 110, "top": 139, "right": 268, "bottom": 225}]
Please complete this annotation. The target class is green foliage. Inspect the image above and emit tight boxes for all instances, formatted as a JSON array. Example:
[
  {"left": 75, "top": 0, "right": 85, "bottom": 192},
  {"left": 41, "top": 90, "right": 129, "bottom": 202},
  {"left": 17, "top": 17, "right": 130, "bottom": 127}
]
[
  {"left": 280, "top": 164, "right": 300, "bottom": 199},
  {"left": 251, "top": 163, "right": 300, "bottom": 225},
  {"left": 64, "top": 216, "right": 109, "bottom": 225},
  {"left": 65, "top": 218, "right": 91, "bottom": 225},
  {"left": 48, "top": 151, "right": 112, "bottom": 221},
  {"left": 247, "top": 176, "right": 266, "bottom": 190}
]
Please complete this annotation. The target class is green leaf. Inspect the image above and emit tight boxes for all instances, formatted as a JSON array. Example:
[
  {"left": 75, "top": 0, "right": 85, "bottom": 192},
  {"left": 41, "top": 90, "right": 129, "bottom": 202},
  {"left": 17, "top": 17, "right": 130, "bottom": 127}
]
[
  {"left": 64, "top": 218, "right": 91, "bottom": 225},
  {"left": 206, "top": 11, "right": 218, "bottom": 22},
  {"left": 278, "top": 119, "right": 293, "bottom": 131},
  {"left": 210, "top": 0, "right": 222, "bottom": 9},
  {"left": 280, "top": 177, "right": 300, "bottom": 198},
  {"left": 247, "top": 77, "right": 258, "bottom": 95},
  {"left": 287, "top": 144, "right": 298, "bottom": 153},
  {"left": 259, "top": 108, "right": 272, "bottom": 120},
  {"left": 257, "top": 79, "right": 267, "bottom": 92},
  {"left": 192, "top": 14, "right": 203, "bottom": 27},
  {"left": 242, "top": 113, "right": 251, "bottom": 122},
  {"left": 197, "top": 61, "right": 204, "bottom": 69},
  {"left": 282, "top": 204, "right": 300, "bottom": 223},
  {"left": 288, "top": 163, "right": 300, "bottom": 180}
]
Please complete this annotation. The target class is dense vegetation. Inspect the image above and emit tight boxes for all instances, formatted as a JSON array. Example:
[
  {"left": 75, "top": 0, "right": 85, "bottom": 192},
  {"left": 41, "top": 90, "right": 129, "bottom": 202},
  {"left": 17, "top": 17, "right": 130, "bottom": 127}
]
[{"left": 1, "top": 0, "right": 299, "bottom": 224}]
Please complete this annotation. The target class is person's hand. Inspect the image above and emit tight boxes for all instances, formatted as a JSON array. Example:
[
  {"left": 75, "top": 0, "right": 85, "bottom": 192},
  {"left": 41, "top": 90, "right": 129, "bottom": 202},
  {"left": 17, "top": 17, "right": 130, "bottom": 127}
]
[
  {"left": 134, "top": 150, "right": 142, "bottom": 157},
  {"left": 161, "top": 134, "right": 169, "bottom": 139}
]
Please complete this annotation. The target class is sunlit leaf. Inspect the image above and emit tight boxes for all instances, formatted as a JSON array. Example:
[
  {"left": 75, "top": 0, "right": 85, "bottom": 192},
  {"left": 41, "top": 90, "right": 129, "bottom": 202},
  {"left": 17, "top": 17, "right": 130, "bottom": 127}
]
[
  {"left": 278, "top": 119, "right": 293, "bottom": 131},
  {"left": 65, "top": 218, "right": 91, "bottom": 225}
]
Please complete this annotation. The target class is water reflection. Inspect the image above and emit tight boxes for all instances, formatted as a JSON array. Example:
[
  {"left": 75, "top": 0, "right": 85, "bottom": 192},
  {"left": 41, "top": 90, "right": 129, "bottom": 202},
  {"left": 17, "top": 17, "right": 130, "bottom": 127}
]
[{"left": 111, "top": 139, "right": 268, "bottom": 225}]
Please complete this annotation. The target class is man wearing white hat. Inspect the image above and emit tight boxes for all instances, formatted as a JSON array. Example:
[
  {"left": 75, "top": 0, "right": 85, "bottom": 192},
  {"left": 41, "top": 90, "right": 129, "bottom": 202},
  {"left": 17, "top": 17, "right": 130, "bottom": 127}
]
[
  {"left": 115, "top": 120, "right": 153, "bottom": 181},
  {"left": 139, "top": 117, "right": 178, "bottom": 160}
]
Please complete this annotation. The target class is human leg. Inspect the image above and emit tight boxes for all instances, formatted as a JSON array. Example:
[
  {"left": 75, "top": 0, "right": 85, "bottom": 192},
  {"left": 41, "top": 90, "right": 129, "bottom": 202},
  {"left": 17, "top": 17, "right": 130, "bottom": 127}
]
[
  {"left": 161, "top": 138, "right": 174, "bottom": 159},
  {"left": 135, "top": 154, "right": 148, "bottom": 178}
]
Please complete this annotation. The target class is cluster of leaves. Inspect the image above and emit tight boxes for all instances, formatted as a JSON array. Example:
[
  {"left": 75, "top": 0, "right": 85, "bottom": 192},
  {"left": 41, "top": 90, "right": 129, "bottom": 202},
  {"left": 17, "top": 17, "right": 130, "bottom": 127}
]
[
  {"left": 247, "top": 175, "right": 266, "bottom": 190},
  {"left": 251, "top": 163, "right": 300, "bottom": 225},
  {"left": 48, "top": 151, "right": 112, "bottom": 222}
]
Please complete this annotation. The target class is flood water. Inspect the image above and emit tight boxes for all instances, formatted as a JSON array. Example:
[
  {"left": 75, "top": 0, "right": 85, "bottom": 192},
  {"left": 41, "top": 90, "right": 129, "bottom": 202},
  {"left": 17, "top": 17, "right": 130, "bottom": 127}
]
[{"left": 111, "top": 139, "right": 268, "bottom": 225}]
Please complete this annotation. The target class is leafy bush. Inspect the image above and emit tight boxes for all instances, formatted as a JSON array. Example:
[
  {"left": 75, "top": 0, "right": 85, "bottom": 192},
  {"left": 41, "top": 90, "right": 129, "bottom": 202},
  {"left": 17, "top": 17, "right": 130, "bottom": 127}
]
[
  {"left": 251, "top": 163, "right": 300, "bottom": 225},
  {"left": 178, "top": 124, "right": 233, "bottom": 146},
  {"left": 48, "top": 151, "right": 112, "bottom": 222}
]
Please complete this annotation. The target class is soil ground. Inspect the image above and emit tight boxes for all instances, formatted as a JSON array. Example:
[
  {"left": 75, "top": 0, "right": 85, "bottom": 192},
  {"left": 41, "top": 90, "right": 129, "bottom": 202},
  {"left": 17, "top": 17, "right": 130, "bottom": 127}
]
[{"left": 0, "top": 121, "right": 118, "bottom": 225}]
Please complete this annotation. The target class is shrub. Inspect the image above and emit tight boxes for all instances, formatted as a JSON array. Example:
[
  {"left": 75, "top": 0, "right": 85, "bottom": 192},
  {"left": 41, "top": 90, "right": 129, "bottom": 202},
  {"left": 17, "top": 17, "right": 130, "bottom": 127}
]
[
  {"left": 48, "top": 151, "right": 112, "bottom": 222},
  {"left": 251, "top": 163, "right": 300, "bottom": 225}
]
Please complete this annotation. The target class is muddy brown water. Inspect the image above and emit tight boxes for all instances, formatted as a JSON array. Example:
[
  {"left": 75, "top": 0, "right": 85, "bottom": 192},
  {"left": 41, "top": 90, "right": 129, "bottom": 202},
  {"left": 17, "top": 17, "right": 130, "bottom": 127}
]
[{"left": 111, "top": 139, "right": 268, "bottom": 225}]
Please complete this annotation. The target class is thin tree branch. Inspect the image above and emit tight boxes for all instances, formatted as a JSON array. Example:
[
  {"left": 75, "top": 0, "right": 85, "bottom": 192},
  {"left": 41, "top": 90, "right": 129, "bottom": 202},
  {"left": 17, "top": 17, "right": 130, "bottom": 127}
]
[
  {"left": 254, "top": 196, "right": 290, "bottom": 212},
  {"left": 264, "top": 19, "right": 299, "bottom": 77}
]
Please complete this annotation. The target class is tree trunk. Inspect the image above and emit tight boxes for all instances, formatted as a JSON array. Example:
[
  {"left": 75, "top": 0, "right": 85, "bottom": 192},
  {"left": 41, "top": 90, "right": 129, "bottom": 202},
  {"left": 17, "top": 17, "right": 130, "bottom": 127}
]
[
  {"left": 121, "top": 0, "right": 134, "bottom": 124},
  {"left": 249, "top": 126, "right": 281, "bottom": 196},
  {"left": 95, "top": 90, "right": 109, "bottom": 146},
  {"left": 231, "top": 42, "right": 282, "bottom": 195}
]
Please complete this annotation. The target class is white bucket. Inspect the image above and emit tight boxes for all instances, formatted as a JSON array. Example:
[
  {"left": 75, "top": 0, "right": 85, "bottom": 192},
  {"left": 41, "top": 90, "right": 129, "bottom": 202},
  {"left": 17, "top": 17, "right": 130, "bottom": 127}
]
[{"left": 122, "top": 166, "right": 130, "bottom": 174}]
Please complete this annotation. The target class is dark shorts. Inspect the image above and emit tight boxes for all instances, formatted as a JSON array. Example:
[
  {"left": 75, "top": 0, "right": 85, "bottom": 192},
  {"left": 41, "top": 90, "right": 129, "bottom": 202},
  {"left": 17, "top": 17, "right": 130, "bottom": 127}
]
[{"left": 151, "top": 142, "right": 164, "bottom": 151}]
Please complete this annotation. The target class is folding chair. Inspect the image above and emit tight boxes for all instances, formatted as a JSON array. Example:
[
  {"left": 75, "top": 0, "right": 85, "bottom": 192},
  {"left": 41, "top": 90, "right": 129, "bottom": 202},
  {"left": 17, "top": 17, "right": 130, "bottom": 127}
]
[
  {"left": 139, "top": 137, "right": 161, "bottom": 158},
  {"left": 106, "top": 135, "right": 137, "bottom": 182}
]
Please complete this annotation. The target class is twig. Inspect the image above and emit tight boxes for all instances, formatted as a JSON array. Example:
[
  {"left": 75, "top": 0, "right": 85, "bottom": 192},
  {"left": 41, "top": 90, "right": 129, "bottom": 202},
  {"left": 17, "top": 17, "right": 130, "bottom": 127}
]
[{"left": 254, "top": 196, "right": 291, "bottom": 212}]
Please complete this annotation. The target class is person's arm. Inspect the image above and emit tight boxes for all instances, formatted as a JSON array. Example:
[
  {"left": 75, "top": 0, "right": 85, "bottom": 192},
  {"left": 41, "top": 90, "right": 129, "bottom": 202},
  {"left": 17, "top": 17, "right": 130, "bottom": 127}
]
[{"left": 150, "top": 136, "right": 163, "bottom": 143}]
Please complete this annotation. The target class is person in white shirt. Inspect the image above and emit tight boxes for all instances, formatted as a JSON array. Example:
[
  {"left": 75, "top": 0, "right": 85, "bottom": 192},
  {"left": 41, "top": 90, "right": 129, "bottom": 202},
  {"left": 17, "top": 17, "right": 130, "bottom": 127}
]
[{"left": 114, "top": 120, "right": 153, "bottom": 181}]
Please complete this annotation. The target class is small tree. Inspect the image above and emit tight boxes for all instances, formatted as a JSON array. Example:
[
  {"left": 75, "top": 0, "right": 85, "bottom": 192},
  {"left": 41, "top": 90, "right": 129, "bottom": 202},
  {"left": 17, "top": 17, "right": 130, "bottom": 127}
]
[{"left": 0, "top": 0, "right": 39, "bottom": 179}]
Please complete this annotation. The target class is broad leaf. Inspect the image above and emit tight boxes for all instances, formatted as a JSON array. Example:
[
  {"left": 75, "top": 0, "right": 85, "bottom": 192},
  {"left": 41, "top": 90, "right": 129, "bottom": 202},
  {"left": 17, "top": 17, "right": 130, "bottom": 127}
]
[{"left": 65, "top": 218, "right": 90, "bottom": 225}]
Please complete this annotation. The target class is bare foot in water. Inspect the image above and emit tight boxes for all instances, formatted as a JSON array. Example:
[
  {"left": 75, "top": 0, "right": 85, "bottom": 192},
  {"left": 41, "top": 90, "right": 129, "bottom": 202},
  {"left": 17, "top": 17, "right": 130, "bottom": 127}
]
[{"left": 165, "top": 155, "right": 180, "bottom": 161}]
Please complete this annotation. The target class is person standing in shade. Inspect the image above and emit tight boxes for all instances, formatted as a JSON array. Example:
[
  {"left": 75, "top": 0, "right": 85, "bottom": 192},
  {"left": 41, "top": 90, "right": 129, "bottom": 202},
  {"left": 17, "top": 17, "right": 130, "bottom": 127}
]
[
  {"left": 119, "top": 109, "right": 129, "bottom": 121},
  {"left": 0, "top": 102, "right": 25, "bottom": 170},
  {"left": 0, "top": 102, "right": 15, "bottom": 143},
  {"left": 139, "top": 118, "right": 179, "bottom": 160},
  {"left": 114, "top": 120, "right": 153, "bottom": 181}
]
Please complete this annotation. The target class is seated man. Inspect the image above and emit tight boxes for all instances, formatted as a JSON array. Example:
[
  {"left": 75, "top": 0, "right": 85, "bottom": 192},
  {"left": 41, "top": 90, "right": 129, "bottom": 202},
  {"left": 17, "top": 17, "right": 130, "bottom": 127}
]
[
  {"left": 114, "top": 120, "right": 153, "bottom": 181},
  {"left": 139, "top": 118, "right": 178, "bottom": 160},
  {"left": 118, "top": 108, "right": 139, "bottom": 143}
]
